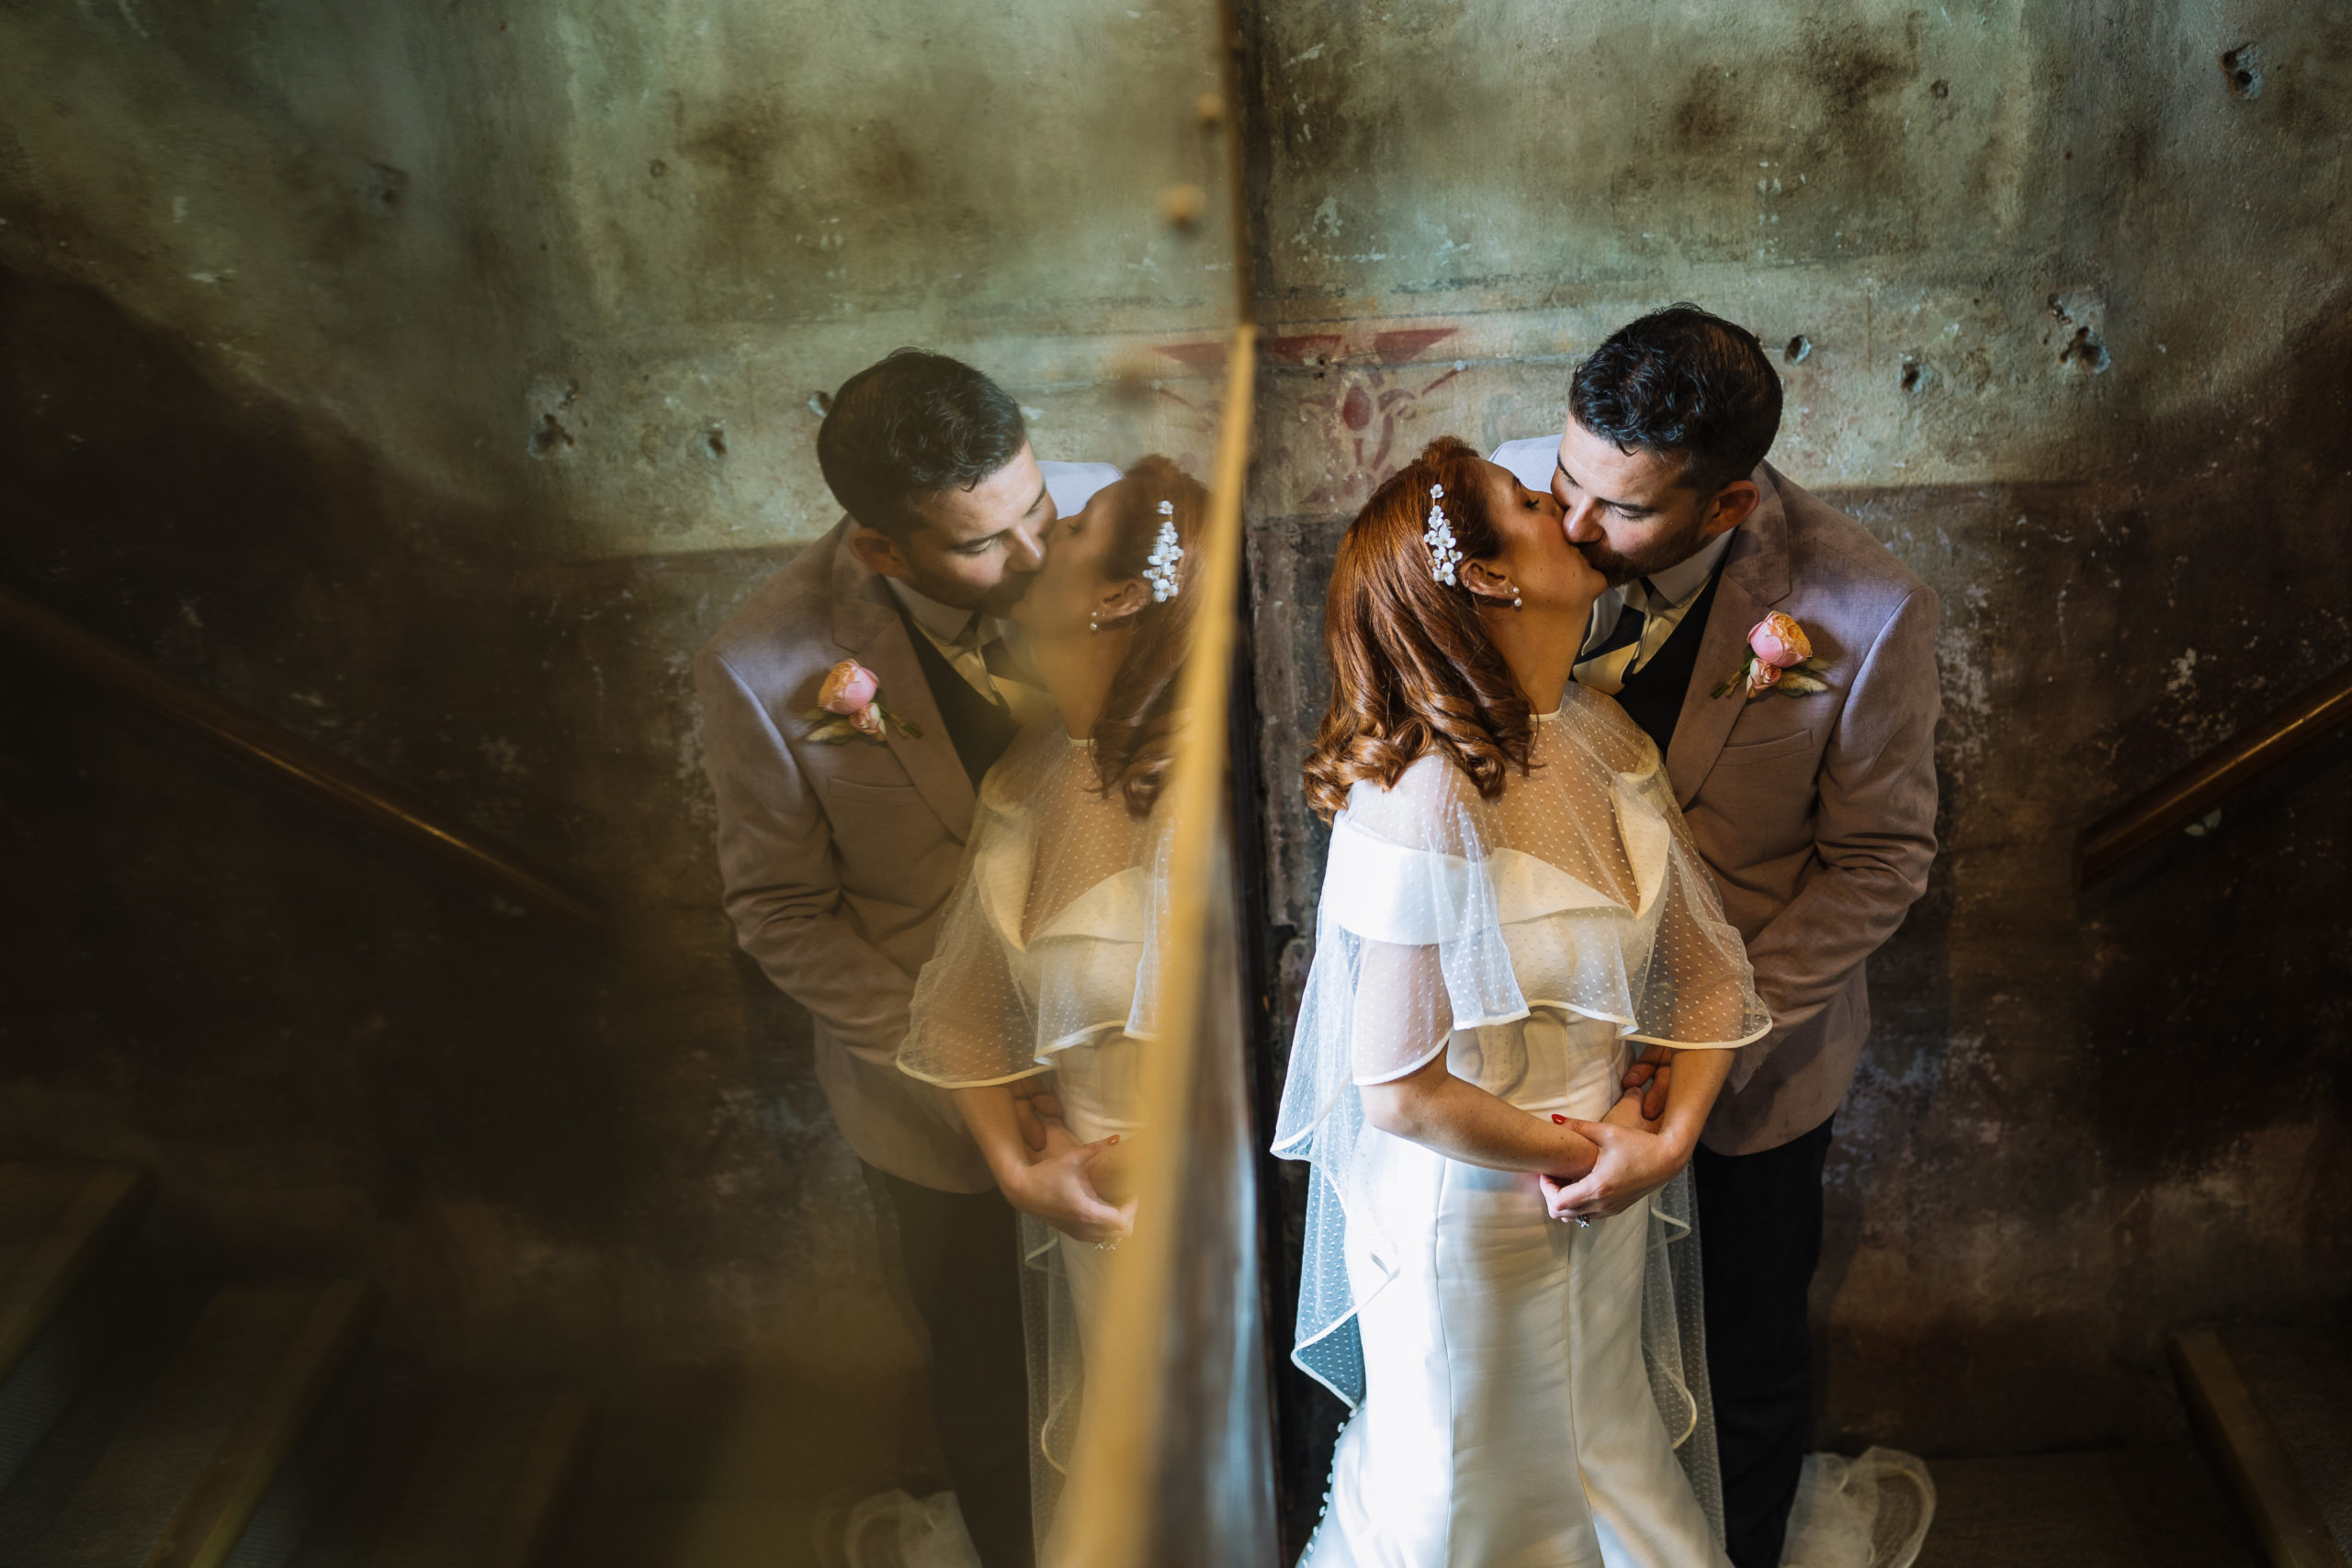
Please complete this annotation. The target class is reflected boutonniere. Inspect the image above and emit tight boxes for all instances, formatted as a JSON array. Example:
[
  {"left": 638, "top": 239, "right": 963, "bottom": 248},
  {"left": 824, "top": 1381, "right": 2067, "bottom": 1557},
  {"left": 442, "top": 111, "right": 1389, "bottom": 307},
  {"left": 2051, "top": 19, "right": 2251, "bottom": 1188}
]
[
  {"left": 1713, "top": 612, "right": 1831, "bottom": 700},
  {"left": 803, "top": 659, "right": 924, "bottom": 744}
]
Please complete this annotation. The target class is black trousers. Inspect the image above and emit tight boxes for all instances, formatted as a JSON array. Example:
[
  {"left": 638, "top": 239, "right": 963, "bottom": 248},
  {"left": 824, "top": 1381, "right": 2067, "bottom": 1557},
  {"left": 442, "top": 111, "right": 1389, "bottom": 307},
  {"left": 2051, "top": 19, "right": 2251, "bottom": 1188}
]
[
  {"left": 870, "top": 1168, "right": 1035, "bottom": 1568},
  {"left": 1692, "top": 1114, "right": 1836, "bottom": 1568}
]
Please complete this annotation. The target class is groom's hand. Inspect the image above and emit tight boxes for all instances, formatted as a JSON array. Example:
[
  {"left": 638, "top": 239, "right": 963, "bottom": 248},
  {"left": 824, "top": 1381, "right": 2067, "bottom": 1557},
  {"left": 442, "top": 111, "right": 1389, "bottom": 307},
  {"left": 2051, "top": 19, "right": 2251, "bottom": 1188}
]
[
  {"left": 1011, "top": 1076, "right": 1067, "bottom": 1154},
  {"left": 1543, "top": 1101, "right": 1690, "bottom": 1221},
  {"left": 1622, "top": 1044, "right": 1675, "bottom": 1122}
]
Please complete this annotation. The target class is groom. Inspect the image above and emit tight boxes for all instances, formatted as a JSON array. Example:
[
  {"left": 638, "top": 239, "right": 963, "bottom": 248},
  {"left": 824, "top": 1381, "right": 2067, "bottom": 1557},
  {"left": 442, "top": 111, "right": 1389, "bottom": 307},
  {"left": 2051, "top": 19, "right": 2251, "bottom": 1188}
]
[
  {"left": 696, "top": 349, "right": 1115, "bottom": 1568},
  {"left": 1494, "top": 306, "right": 1940, "bottom": 1568}
]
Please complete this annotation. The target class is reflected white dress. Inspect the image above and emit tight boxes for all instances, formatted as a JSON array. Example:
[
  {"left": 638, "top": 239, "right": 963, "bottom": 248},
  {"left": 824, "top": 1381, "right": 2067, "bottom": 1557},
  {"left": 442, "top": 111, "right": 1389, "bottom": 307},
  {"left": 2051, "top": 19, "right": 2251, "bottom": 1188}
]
[
  {"left": 1274, "top": 688, "right": 1771, "bottom": 1568},
  {"left": 898, "top": 723, "right": 1165, "bottom": 1548}
]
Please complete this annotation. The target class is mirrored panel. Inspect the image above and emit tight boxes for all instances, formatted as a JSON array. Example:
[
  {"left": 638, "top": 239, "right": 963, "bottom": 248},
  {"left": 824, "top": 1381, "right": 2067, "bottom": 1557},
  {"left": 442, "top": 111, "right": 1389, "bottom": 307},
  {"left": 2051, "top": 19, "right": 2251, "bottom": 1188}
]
[{"left": 0, "top": 0, "right": 1261, "bottom": 1562}]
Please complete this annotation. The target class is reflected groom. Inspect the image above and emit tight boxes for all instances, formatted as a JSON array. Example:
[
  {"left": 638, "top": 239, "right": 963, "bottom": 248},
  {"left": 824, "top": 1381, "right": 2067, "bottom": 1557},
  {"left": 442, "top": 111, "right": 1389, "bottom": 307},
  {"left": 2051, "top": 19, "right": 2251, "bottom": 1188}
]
[
  {"left": 1495, "top": 306, "right": 1940, "bottom": 1568},
  {"left": 696, "top": 350, "right": 1114, "bottom": 1567}
]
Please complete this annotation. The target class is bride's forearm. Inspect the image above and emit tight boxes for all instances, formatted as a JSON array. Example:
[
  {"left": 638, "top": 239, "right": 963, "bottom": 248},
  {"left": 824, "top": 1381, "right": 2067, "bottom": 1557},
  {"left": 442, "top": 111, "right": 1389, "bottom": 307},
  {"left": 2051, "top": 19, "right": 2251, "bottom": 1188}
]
[{"left": 1360, "top": 1055, "right": 1598, "bottom": 1177}]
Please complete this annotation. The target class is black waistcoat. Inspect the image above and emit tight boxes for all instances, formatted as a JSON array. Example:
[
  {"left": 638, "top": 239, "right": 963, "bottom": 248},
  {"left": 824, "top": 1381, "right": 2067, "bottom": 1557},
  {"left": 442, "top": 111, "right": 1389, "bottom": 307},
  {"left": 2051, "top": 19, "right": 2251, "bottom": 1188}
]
[
  {"left": 900, "top": 611, "right": 1020, "bottom": 787},
  {"left": 1611, "top": 560, "right": 1730, "bottom": 760}
]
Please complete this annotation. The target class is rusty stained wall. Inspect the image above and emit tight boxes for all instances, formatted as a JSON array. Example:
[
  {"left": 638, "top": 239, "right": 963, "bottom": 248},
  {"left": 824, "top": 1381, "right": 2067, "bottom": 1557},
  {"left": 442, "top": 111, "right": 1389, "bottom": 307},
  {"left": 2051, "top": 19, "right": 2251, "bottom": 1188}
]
[
  {"left": 1240, "top": 0, "right": 2352, "bottom": 1474},
  {"left": 0, "top": 0, "right": 1238, "bottom": 1541}
]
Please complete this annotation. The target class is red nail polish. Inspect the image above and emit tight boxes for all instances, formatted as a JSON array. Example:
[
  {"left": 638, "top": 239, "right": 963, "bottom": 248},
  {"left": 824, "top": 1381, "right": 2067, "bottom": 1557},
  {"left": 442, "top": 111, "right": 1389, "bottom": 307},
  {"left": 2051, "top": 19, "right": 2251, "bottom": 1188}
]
[
  {"left": 1108, "top": 1134, "right": 1120, "bottom": 1144},
  {"left": 1552, "top": 1114, "right": 1566, "bottom": 1124}
]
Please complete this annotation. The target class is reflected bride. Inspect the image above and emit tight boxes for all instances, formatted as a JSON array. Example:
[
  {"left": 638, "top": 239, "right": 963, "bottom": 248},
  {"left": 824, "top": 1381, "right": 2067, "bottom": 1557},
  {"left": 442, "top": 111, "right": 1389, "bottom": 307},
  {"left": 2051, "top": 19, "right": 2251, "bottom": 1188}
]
[{"left": 897, "top": 456, "right": 1207, "bottom": 1546}]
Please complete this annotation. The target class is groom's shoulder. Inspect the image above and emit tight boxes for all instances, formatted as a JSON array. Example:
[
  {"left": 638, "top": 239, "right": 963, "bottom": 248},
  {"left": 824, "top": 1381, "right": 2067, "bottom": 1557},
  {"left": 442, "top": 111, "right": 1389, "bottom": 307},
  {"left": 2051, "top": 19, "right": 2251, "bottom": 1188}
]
[
  {"left": 1768, "top": 467, "right": 1931, "bottom": 620},
  {"left": 699, "top": 517, "right": 854, "bottom": 689}
]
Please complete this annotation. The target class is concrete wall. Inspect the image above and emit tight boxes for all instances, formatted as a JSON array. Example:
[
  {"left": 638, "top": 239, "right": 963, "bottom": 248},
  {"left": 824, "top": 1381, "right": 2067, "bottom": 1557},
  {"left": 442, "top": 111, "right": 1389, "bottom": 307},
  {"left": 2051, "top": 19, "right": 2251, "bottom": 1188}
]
[
  {"left": 0, "top": 0, "right": 1235, "bottom": 1553},
  {"left": 1239, "top": 0, "right": 2352, "bottom": 1482}
]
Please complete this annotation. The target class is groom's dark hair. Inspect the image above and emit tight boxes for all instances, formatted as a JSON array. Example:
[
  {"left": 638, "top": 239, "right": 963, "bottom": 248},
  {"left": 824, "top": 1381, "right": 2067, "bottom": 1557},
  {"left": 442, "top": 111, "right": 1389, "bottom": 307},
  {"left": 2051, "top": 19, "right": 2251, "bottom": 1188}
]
[
  {"left": 818, "top": 349, "right": 1028, "bottom": 539},
  {"left": 1569, "top": 305, "right": 1781, "bottom": 500}
]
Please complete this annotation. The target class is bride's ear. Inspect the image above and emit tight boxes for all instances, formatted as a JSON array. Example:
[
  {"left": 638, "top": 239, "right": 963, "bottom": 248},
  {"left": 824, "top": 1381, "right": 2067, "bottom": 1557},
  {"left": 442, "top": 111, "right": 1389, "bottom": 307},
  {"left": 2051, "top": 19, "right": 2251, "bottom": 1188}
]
[
  {"left": 1094, "top": 578, "right": 1150, "bottom": 628},
  {"left": 1458, "top": 558, "right": 1517, "bottom": 609}
]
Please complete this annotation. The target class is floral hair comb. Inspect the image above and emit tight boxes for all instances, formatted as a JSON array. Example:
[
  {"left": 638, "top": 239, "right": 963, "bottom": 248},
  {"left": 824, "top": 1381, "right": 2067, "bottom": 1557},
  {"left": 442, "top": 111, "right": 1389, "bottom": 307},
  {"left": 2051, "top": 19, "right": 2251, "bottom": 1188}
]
[
  {"left": 1423, "top": 483, "right": 1462, "bottom": 586},
  {"left": 1143, "top": 499, "right": 1184, "bottom": 602}
]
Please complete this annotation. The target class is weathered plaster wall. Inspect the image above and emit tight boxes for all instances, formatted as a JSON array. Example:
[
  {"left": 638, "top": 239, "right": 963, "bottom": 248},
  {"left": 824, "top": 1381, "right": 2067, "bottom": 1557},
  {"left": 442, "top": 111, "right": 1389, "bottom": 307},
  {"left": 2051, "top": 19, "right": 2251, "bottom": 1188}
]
[
  {"left": 0, "top": 0, "right": 1235, "bottom": 1552},
  {"left": 1240, "top": 0, "right": 2352, "bottom": 1506}
]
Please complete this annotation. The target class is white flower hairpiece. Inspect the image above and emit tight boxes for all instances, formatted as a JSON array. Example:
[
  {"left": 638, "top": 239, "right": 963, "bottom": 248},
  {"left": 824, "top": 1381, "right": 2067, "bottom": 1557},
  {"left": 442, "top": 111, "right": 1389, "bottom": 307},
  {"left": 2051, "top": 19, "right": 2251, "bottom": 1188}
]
[
  {"left": 1143, "top": 499, "right": 1184, "bottom": 602},
  {"left": 1423, "top": 483, "right": 1462, "bottom": 586}
]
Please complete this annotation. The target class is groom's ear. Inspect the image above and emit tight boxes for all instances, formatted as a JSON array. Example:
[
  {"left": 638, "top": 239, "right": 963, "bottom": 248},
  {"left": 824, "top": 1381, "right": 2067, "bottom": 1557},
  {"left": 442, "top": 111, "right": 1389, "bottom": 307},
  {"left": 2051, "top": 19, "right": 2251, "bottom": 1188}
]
[
  {"left": 848, "top": 524, "right": 914, "bottom": 581},
  {"left": 1699, "top": 479, "right": 1761, "bottom": 539}
]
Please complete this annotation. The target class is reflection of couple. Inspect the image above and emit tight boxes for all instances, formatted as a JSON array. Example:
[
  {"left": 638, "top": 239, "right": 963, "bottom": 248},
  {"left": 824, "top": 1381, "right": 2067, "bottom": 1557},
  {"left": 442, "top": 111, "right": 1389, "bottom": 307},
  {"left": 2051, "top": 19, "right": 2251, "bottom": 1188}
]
[
  {"left": 698, "top": 304, "right": 1939, "bottom": 1568},
  {"left": 695, "top": 349, "right": 1196, "bottom": 1568}
]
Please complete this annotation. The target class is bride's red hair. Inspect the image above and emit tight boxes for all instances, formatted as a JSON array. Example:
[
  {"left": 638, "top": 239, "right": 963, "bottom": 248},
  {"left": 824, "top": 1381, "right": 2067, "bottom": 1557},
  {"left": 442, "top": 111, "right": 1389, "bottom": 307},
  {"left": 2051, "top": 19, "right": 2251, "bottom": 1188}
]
[{"left": 1303, "top": 436, "right": 1534, "bottom": 821}]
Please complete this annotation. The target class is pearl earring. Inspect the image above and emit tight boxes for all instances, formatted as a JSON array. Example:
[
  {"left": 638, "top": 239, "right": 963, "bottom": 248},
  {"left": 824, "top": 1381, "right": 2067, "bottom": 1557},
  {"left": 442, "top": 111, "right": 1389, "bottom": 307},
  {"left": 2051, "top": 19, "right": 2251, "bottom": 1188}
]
[
  {"left": 1089, "top": 611, "right": 1100, "bottom": 634},
  {"left": 1512, "top": 587, "right": 1524, "bottom": 611}
]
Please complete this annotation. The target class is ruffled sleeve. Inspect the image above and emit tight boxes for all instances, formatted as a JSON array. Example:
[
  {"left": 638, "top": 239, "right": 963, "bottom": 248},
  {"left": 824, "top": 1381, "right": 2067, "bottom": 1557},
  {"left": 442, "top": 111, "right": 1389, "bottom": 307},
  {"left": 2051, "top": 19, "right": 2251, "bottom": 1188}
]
[
  {"left": 1316, "top": 756, "right": 1531, "bottom": 1087},
  {"left": 900, "top": 731, "right": 1169, "bottom": 1086}
]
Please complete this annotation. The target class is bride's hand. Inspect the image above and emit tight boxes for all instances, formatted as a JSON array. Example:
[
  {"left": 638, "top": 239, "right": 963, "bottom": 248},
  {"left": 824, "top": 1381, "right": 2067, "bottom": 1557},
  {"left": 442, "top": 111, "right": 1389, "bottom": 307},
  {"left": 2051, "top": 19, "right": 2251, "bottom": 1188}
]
[
  {"left": 1541, "top": 1101, "right": 1689, "bottom": 1223},
  {"left": 1030, "top": 1116, "right": 1085, "bottom": 1159},
  {"left": 1002, "top": 1134, "right": 1134, "bottom": 1245}
]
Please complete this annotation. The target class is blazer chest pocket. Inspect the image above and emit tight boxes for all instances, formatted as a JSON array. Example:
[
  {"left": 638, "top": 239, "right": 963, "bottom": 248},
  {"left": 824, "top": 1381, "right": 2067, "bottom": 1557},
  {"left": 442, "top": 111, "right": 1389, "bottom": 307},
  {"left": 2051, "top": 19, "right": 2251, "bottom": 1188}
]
[
  {"left": 1713, "top": 728, "right": 1816, "bottom": 768},
  {"left": 826, "top": 777, "right": 939, "bottom": 823}
]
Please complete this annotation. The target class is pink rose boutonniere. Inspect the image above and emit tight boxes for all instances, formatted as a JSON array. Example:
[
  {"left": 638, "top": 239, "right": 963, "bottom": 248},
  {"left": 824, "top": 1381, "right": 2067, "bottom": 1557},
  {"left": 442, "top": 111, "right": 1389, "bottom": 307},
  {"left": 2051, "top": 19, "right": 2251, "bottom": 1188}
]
[
  {"left": 1713, "top": 612, "right": 1832, "bottom": 701},
  {"left": 803, "top": 659, "right": 924, "bottom": 744}
]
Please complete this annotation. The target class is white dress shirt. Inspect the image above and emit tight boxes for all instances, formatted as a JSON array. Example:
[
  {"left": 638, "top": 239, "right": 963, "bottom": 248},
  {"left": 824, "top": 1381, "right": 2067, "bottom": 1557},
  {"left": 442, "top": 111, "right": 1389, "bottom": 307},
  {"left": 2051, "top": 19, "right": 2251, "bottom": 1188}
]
[{"left": 1572, "top": 527, "right": 1737, "bottom": 692}]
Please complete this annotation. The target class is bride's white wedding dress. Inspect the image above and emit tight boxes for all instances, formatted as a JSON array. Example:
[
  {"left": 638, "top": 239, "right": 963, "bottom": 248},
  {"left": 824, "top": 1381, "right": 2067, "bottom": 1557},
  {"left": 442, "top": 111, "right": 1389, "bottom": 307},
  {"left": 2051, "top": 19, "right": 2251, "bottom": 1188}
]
[
  {"left": 898, "top": 723, "right": 1166, "bottom": 1550},
  {"left": 1275, "top": 687, "right": 1771, "bottom": 1568}
]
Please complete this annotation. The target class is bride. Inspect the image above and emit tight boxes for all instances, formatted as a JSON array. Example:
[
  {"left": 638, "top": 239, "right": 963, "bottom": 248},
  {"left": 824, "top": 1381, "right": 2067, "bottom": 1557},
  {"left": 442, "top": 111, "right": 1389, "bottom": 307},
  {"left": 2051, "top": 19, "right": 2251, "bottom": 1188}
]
[
  {"left": 1275, "top": 436, "right": 1770, "bottom": 1567},
  {"left": 896, "top": 456, "right": 1204, "bottom": 1550}
]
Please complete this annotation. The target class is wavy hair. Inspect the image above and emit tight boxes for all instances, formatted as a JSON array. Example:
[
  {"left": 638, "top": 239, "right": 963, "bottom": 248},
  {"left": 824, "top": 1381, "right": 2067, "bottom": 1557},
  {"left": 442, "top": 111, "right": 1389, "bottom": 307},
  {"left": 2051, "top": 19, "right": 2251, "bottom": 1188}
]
[
  {"left": 1091, "top": 455, "right": 1210, "bottom": 818},
  {"left": 1303, "top": 436, "right": 1533, "bottom": 821}
]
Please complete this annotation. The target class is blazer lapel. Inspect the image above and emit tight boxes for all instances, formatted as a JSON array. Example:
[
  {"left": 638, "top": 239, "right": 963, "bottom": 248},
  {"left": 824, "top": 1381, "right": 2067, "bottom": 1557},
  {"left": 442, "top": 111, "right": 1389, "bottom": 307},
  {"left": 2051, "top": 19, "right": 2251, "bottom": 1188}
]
[
  {"left": 1665, "top": 465, "right": 1795, "bottom": 808},
  {"left": 827, "top": 525, "right": 978, "bottom": 840}
]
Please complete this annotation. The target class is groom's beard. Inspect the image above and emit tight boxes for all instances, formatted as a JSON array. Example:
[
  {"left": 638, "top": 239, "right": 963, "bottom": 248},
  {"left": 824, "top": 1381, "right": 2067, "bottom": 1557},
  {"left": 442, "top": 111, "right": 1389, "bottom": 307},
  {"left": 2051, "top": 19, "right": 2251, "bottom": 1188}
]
[
  {"left": 1577, "top": 517, "right": 1708, "bottom": 588},
  {"left": 978, "top": 568, "right": 1042, "bottom": 617}
]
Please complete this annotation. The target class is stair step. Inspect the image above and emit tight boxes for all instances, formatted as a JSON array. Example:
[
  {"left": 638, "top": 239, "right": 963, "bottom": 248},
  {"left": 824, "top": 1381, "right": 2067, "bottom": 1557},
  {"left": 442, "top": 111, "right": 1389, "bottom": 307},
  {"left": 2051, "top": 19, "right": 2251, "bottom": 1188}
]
[
  {"left": 0, "top": 1277, "right": 214, "bottom": 1562},
  {"left": 0, "top": 1164, "right": 154, "bottom": 1492},
  {"left": 17, "top": 1278, "right": 372, "bottom": 1568},
  {"left": 1916, "top": 1444, "right": 2265, "bottom": 1568},
  {"left": 2172, "top": 1327, "right": 2349, "bottom": 1568},
  {"left": 2213, "top": 1322, "right": 2352, "bottom": 1560},
  {"left": 278, "top": 1370, "right": 594, "bottom": 1568}
]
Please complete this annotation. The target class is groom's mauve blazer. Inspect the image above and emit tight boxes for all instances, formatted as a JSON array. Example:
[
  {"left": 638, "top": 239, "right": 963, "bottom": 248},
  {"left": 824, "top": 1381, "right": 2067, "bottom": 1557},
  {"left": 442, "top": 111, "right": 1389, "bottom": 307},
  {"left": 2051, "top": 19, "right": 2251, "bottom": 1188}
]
[
  {"left": 1663, "top": 465, "right": 1940, "bottom": 1156},
  {"left": 695, "top": 518, "right": 993, "bottom": 1193}
]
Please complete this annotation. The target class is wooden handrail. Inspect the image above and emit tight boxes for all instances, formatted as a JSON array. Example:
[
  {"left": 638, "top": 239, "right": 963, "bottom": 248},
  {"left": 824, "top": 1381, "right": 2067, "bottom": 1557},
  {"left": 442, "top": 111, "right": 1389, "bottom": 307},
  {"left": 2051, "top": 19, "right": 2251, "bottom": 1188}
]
[
  {"left": 2076, "top": 663, "right": 2352, "bottom": 889},
  {"left": 0, "top": 583, "right": 607, "bottom": 946}
]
